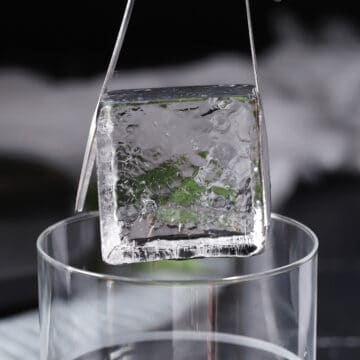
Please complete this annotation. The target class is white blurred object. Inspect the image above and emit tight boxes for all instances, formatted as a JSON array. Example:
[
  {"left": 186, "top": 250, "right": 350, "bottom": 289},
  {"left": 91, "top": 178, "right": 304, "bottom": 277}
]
[{"left": 1, "top": 21, "right": 360, "bottom": 209}]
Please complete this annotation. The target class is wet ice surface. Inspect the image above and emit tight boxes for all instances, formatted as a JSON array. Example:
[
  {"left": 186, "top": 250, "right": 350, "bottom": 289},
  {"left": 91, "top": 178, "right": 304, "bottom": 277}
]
[{"left": 96, "top": 84, "right": 268, "bottom": 264}]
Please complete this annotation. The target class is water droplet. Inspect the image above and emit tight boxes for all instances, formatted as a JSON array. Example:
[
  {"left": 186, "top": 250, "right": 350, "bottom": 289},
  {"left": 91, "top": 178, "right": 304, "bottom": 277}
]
[
  {"left": 191, "top": 139, "right": 199, "bottom": 151},
  {"left": 126, "top": 124, "right": 139, "bottom": 134},
  {"left": 141, "top": 199, "right": 157, "bottom": 216},
  {"left": 218, "top": 100, "right": 231, "bottom": 110},
  {"left": 210, "top": 114, "right": 231, "bottom": 132}
]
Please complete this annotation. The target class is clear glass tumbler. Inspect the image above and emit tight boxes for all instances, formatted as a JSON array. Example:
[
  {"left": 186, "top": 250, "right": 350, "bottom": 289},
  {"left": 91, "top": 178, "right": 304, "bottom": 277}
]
[{"left": 37, "top": 213, "right": 318, "bottom": 360}]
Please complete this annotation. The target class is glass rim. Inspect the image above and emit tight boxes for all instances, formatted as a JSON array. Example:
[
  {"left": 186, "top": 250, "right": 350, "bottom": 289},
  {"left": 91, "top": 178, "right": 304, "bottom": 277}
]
[{"left": 37, "top": 212, "right": 318, "bottom": 285}]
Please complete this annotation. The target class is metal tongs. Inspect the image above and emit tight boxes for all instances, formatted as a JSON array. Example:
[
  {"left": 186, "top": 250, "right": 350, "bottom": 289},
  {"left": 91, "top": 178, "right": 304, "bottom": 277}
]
[
  {"left": 75, "top": 0, "right": 135, "bottom": 212},
  {"left": 74, "top": 0, "right": 270, "bottom": 229}
]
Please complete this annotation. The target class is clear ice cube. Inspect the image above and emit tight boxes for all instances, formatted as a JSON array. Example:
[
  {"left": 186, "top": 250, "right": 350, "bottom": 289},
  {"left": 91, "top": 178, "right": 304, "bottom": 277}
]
[{"left": 96, "top": 84, "right": 269, "bottom": 264}]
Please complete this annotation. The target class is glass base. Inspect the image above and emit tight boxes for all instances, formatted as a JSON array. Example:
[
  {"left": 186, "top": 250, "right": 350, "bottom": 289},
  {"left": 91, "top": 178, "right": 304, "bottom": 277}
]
[{"left": 73, "top": 331, "right": 301, "bottom": 360}]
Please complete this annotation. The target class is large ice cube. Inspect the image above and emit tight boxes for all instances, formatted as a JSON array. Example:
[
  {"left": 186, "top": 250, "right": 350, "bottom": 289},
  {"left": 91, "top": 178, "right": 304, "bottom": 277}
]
[{"left": 96, "top": 84, "right": 269, "bottom": 264}]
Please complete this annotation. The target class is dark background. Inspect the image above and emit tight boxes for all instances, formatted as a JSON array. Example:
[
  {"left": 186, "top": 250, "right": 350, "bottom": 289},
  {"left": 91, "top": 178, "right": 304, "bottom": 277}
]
[
  {"left": 2, "top": 1, "right": 360, "bottom": 77},
  {"left": 1, "top": 1, "right": 360, "bottom": 359}
]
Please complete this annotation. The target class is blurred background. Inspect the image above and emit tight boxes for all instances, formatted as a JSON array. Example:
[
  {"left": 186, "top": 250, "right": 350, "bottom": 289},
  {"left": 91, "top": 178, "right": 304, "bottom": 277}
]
[{"left": 1, "top": 0, "right": 360, "bottom": 358}]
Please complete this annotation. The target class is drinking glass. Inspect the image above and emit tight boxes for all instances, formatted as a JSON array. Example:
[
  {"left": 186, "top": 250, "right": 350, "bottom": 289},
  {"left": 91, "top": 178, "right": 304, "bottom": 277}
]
[{"left": 37, "top": 213, "right": 318, "bottom": 360}]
